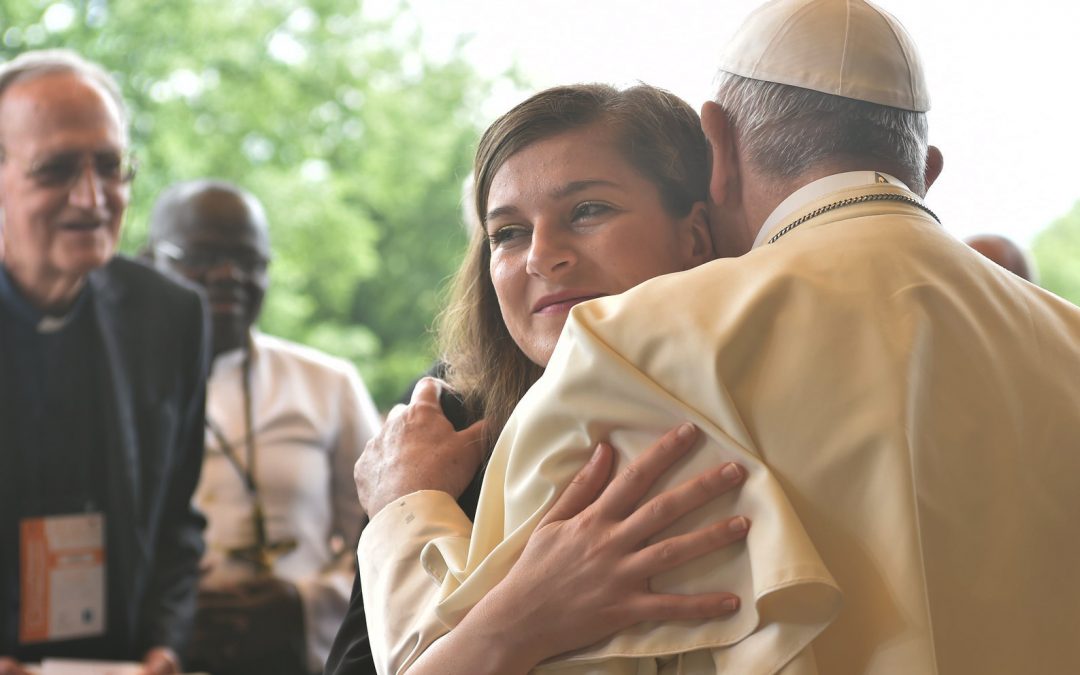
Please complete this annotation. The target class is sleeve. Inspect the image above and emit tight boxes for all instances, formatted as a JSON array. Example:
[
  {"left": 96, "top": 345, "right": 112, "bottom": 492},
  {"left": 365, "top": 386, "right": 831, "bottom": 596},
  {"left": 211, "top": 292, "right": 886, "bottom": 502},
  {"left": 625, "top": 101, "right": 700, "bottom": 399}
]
[
  {"left": 139, "top": 287, "right": 210, "bottom": 656},
  {"left": 295, "top": 365, "right": 383, "bottom": 671},
  {"left": 359, "top": 491, "right": 472, "bottom": 675}
]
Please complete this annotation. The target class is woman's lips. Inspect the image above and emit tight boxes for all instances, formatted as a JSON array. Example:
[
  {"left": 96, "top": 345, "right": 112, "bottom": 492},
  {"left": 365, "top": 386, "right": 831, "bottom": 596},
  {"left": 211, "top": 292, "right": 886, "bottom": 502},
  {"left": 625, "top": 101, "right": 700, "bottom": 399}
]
[{"left": 532, "top": 292, "right": 606, "bottom": 314}]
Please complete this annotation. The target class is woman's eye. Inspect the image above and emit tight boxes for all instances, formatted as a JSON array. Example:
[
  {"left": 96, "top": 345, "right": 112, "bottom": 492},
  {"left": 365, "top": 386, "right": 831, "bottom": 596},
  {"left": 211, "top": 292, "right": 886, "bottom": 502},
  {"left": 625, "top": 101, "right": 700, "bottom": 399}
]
[
  {"left": 573, "top": 202, "right": 612, "bottom": 220},
  {"left": 488, "top": 225, "right": 529, "bottom": 248}
]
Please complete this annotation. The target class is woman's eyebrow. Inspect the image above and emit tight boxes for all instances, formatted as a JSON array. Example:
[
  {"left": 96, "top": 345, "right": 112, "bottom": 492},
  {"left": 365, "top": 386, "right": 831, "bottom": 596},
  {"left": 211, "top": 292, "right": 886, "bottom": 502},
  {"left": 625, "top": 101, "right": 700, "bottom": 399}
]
[
  {"left": 551, "top": 179, "right": 619, "bottom": 199},
  {"left": 485, "top": 204, "right": 519, "bottom": 224},
  {"left": 485, "top": 179, "right": 621, "bottom": 224}
]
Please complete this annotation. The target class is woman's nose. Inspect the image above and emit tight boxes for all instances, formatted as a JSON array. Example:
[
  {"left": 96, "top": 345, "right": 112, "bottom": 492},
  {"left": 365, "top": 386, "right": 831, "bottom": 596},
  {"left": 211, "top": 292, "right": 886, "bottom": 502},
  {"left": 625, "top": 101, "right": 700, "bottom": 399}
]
[{"left": 525, "top": 222, "right": 576, "bottom": 278}]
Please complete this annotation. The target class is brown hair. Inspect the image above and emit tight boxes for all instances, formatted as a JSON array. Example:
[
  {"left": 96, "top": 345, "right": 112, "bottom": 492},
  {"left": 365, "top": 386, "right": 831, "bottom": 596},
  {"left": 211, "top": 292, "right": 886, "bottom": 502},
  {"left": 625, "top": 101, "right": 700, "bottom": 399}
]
[{"left": 439, "top": 83, "right": 709, "bottom": 453}]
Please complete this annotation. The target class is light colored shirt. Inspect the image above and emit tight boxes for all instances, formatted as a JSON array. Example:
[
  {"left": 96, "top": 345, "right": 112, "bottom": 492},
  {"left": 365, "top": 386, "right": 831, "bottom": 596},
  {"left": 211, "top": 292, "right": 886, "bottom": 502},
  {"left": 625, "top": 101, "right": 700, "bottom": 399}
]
[
  {"left": 198, "top": 332, "right": 381, "bottom": 673},
  {"left": 362, "top": 180, "right": 1080, "bottom": 674}
]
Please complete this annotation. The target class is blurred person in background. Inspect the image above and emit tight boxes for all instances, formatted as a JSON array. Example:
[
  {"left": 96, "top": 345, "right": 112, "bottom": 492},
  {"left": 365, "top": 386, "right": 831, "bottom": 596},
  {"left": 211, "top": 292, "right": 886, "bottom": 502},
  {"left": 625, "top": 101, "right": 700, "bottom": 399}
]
[
  {"left": 0, "top": 50, "right": 207, "bottom": 675},
  {"left": 148, "top": 179, "right": 381, "bottom": 675},
  {"left": 964, "top": 233, "right": 1038, "bottom": 282}
]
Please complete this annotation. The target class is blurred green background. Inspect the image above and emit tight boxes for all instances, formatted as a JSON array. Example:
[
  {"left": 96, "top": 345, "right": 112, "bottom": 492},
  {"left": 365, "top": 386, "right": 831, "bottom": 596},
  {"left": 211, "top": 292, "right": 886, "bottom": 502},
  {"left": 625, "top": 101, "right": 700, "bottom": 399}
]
[
  {"left": 0, "top": 0, "right": 523, "bottom": 408},
  {"left": 2, "top": 0, "right": 1077, "bottom": 409}
]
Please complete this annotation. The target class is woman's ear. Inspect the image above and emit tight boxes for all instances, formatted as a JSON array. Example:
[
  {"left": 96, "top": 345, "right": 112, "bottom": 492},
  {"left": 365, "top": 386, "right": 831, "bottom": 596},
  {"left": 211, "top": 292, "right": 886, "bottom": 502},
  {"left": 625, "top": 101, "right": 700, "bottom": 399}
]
[{"left": 681, "top": 201, "right": 715, "bottom": 268}]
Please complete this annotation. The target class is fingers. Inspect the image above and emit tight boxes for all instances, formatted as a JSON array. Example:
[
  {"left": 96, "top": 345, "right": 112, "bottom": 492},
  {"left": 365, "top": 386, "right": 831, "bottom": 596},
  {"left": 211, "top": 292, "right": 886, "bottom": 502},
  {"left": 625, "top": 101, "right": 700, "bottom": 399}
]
[
  {"left": 629, "top": 591, "right": 741, "bottom": 623},
  {"left": 141, "top": 648, "right": 181, "bottom": 675},
  {"left": 383, "top": 402, "right": 407, "bottom": 424},
  {"left": 627, "top": 515, "right": 750, "bottom": 577},
  {"left": 594, "top": 422, "right": 700, "bottom": 518},
  {"left": 538, "top": 443, "right": 614, "bottom": 526},
  {"left": 617, "top": 460, "right": 746, "bottom": 544},
  {"left": 459, "top": 417, "right": 487, "bottom": 442},
  {"left": 0, "top": 658, "right": 28, "bottom": 675},
  {"left": 458, "top": 417, "right": 488, "bottom": 465},
  {"left": 409, "top": 377, "right": 443, "bottom": 407}
]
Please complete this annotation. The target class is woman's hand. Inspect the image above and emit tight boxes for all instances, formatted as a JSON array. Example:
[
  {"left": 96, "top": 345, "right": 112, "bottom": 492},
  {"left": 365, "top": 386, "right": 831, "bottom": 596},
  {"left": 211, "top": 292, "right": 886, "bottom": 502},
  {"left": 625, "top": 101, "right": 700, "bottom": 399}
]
[
  {"left": 354, "top": 377, "right": 485, "bottom": 518},
  {"left": 411, "top": 422, "right": 749, "bottom": 675}
]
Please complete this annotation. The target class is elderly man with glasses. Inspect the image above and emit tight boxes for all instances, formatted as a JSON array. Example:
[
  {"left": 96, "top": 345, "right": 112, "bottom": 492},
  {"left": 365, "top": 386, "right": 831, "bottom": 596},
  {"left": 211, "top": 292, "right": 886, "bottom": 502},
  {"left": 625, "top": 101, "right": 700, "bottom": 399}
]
[{"left": 0, "top": 50, "right": 208, "bottom": 675}]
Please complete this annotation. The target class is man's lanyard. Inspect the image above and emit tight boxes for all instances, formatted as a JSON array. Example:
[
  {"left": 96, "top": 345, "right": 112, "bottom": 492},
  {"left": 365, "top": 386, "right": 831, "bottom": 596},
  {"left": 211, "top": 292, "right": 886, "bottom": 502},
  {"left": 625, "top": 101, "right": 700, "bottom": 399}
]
[
  {"left": 204, "top": 341, "right": 294, "bottom": 572},
  {"left": 205, "top": 346, "right": 258, "bottom": 496}
]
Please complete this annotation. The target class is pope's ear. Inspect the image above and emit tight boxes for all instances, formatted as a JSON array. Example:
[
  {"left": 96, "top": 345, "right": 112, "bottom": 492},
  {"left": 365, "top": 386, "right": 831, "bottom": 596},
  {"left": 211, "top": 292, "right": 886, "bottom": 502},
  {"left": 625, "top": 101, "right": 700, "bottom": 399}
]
[
  {"left": 700, "top": 101, "right": 737, "bottom": 207},
  {"left": 923, "top": 145, "right": 943, "bottom": 195}
]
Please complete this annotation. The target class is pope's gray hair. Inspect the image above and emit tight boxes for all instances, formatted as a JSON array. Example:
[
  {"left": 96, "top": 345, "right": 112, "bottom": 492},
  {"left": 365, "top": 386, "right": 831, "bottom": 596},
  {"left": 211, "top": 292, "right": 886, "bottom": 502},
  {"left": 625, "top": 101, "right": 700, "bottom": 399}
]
[
  {"left": 0, "top": 49, "right": 127, "bottom": 138},
  {"left": 712, "top": 72, "right": 929, "bottom": 195}
]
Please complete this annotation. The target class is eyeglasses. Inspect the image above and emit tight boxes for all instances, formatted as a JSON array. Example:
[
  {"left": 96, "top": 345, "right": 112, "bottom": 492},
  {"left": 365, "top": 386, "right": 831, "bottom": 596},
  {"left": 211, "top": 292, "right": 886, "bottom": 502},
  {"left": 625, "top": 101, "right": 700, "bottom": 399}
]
[
  {"left": 154, "top": 241, "right": 270, "bottom": 274},
  {"left": 0, "top": 147, "right": 137, "bottom": 190}
]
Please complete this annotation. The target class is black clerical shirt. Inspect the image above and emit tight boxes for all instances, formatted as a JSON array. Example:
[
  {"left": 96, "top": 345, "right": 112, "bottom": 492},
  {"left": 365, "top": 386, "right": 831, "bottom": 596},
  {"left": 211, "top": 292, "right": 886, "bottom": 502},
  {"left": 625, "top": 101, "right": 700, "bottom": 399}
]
[{"left": 0, "top": 266, "right": 123, "bottom": 661}]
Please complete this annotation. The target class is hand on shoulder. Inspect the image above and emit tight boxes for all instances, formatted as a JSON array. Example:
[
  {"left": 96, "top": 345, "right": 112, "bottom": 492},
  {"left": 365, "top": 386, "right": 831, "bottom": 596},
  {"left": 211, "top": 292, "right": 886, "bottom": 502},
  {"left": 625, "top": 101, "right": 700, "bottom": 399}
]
[
  {"left": 355, "top": 377, "right": 485, "bottom": 517},
  {"left": 408, "top": 423, "right": 750, "bottom": 674}
]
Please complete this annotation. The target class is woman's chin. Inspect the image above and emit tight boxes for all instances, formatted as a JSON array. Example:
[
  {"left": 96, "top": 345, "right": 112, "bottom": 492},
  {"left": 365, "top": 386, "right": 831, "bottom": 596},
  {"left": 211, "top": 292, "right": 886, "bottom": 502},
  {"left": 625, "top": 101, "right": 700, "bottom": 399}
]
[{"left": 520, "top": 333, "right": 560, "bottom": 370}]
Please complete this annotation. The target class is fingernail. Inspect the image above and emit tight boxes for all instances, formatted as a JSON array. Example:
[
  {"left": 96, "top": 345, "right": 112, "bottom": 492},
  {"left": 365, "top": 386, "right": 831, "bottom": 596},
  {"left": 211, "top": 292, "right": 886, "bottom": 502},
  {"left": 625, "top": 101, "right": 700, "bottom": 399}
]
[
  {"left": 721, "top": 462, "right": 742, "bottom": 481},
  {"left": 722, "top": 596, "right": 740, "bottom": 611},
  {"left": 676, "top": 422, "right": 696, "bottom": 439},
  {"left": 728, "top": 516, "right": 749, "bottom": 534}
]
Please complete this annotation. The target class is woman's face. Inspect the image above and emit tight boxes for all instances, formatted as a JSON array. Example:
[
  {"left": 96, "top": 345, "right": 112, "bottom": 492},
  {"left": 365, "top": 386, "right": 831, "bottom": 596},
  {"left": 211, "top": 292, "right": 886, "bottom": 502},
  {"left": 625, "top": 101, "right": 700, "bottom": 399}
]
[{"left": 485, "top": 123, "right": 709, "bottom": 367}]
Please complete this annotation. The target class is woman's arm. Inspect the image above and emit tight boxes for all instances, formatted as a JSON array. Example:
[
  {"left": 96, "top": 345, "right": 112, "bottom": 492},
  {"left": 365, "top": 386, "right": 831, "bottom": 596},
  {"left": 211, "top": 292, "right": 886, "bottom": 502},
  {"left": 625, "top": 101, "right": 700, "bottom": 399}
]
[{"left": 406, "top": 423, "right": 749, "bottom": 675}]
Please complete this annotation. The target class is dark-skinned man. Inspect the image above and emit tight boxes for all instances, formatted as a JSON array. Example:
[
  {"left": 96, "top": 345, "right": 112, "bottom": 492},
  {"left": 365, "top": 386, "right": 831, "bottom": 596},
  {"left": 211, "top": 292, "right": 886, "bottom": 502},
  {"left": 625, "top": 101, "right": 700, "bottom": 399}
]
[
  {"left": 147, "top": 179, "right": 381, "bottom": 675},
  {"left": 0, "top": 50, "right": 207, "bottom": 675}
]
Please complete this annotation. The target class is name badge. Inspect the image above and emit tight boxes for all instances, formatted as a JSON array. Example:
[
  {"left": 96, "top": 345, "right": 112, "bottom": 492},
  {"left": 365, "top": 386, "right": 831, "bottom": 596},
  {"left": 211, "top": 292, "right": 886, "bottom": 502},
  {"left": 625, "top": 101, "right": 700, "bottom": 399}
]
[{"left": 19, "top": 512, "right": 106, "bottom": 644}]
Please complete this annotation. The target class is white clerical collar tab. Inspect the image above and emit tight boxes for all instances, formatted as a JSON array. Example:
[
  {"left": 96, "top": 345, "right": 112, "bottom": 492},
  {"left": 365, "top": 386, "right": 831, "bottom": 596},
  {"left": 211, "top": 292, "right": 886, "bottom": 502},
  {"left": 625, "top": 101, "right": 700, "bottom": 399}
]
[
  {"left": 37, "top": 315, "right": 70, "bottom": 334},
  {"left": 753, "top": 171, "right": 913, "bottom": 249}
]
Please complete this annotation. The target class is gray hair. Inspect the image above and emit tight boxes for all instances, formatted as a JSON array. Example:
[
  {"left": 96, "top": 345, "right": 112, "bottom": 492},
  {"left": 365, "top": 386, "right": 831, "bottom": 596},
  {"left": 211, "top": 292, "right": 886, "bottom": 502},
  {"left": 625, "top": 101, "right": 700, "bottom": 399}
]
[
  {"left": 0, "top": 49, "right": 127, "bottom": 139},
  {"left": 713, "top": 72, "right": 929, "bottom": 195}
]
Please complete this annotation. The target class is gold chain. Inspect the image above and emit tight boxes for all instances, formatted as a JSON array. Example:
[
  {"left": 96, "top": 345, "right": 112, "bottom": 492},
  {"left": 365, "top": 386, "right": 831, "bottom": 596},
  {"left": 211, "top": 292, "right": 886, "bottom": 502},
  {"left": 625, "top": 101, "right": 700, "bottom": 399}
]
[{"left": 769, "top": 193, "right": 940, "bottom": 245}]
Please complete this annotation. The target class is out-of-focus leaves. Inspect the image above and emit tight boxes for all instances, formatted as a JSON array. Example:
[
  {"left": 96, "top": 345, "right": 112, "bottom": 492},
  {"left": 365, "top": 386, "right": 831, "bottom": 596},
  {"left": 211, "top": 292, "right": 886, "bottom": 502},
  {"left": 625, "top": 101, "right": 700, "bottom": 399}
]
[{"left": 1033, "top": 201, "right": 1080, "bottom": 306}]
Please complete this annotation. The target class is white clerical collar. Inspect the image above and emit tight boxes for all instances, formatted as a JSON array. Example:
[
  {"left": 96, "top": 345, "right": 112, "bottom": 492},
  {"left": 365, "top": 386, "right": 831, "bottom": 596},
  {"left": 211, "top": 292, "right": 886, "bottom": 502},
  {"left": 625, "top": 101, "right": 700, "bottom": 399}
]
[{"left": 752, "top": 171, "right": 913, "bottom": 250}]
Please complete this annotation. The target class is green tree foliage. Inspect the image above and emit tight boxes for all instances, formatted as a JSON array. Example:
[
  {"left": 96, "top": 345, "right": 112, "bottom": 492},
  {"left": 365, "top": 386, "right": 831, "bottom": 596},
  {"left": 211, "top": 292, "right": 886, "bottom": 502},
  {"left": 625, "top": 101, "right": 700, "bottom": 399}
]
[
  {"left": 1033, "top": 201, "right": 1080, "bottom": 305},
  {"left": 1, "top": 0, "right": 506, "bottom": 406}
]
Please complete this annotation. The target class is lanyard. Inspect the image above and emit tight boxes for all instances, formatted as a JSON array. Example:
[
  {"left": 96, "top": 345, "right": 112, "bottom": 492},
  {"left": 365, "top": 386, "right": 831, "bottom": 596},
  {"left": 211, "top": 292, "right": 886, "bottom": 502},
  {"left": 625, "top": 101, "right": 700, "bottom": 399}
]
[
  {"left": 205, "top": 348, "right": 257, "bottom": 496},
  {"left": 204, "top": 340, "right": 293, "bottom": 572}
]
